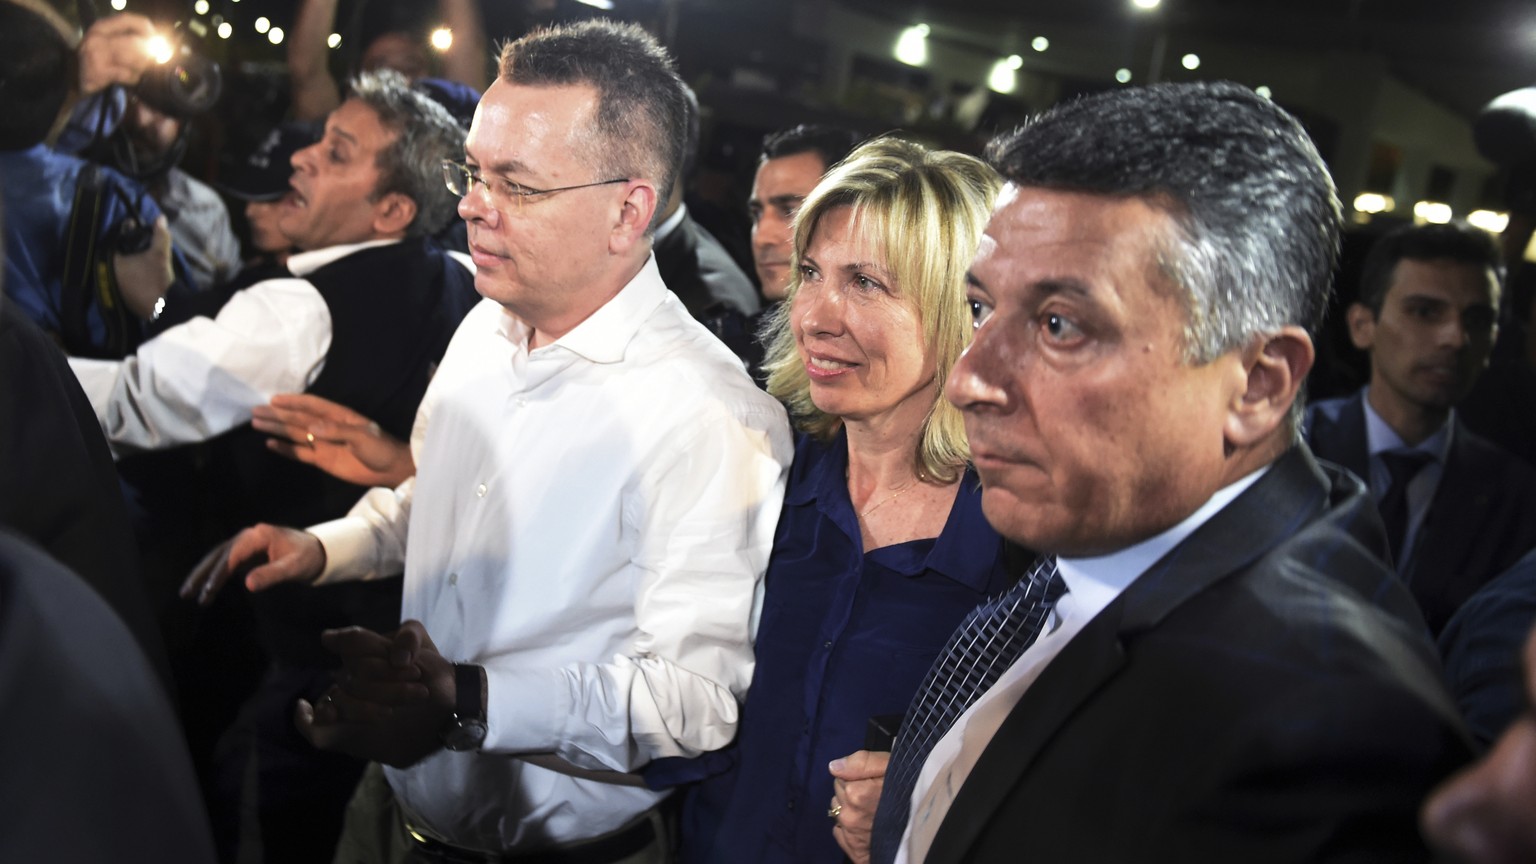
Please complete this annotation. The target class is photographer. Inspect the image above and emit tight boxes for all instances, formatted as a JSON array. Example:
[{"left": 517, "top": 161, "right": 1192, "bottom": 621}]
[
  {"left": 0, "top": 1, "right": 178, "bottom": 359},
  {"left": 75, "top": 11, "right": 239, "bottom": 291}
]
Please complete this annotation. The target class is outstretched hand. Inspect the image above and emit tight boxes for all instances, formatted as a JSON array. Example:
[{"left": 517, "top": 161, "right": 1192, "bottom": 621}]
[
  {"left": 295, "top": 620, "right": 457, "bottom": 767},
  {"left": 251, "top": 393, "right": 415, "bottom": 488},
  {"left": 830, "top": 750, "right": 890, "bottom": 864},
  {"left": 180, "top": 523, "right": 325, "bottom": 605}
]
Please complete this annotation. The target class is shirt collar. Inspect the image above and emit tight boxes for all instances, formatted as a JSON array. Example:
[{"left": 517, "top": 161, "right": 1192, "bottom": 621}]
[
  {"left": 1360, "top": 386, "right": 1453, "bottom": 463},
  {"left": 790, "top": 429, "right": 997, "bottom": 590},
  {"left": 1057, "top": 464, "right": 1270, "bottom": 610},
  {"left": 285, "top": 238, "right": 401, "bottom": 277},
  {"left": 530, "top": 254, "right": 669, "bottom": 364},
  {"left": 654, "top": 203, "right": 687, "bottom": 244}
]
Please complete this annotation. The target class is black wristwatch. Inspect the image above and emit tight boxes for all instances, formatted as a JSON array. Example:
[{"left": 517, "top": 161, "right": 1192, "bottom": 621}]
[{"left": 442, "top": 663, "right": 488, "bottom": 752}]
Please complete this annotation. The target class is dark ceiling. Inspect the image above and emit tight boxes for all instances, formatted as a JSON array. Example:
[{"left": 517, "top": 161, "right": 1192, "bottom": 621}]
[{"left": 846, "top": 0, "right": 1536, "bottom": 121}]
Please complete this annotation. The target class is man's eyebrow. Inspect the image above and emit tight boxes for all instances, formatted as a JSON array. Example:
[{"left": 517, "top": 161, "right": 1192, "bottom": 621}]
[
  {"left": 328, "top": 126, "right": 357, "bottom": 146},
  {"left": 767, "top": 194, "right": 806, "bottom": 208}
]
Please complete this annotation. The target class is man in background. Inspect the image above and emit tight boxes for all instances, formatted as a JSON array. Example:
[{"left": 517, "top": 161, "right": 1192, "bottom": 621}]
[{"left": 1307, "top": 221, "right": 1536, "bottom": 635}]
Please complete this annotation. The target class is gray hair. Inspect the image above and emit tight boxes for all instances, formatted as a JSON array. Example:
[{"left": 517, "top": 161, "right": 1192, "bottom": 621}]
[
  {"left": 346, "top": 69, "right": 465, "bottom": 237},
  {"left": 497, "top": 19, "right": 687, "bottom": 231},
  {"left": 987, "top": 80, "right": 1342, "bottom": 437}
]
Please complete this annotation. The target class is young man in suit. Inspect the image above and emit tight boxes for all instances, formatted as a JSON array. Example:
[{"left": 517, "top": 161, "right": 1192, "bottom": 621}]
[
  {"left": 834, "top": 81, "right": 1473, "bottom": 864},
  {"left": 1307, "top": 221, "right": 1536, "bottom": 635}
]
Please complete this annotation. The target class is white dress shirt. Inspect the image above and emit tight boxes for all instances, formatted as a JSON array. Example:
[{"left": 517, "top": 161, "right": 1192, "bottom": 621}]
[
  {"left": 69, "top": 239, "right": 402, "bottom": 454},
  {"left": 308, "top": 256, "right": 793, "bottom": 850},
  {"left": 896, "top": 466, "right": 1269, "bottom": 864},
  {"left": 1359, "top": 387, "right": 1451, "bottom": 569}
]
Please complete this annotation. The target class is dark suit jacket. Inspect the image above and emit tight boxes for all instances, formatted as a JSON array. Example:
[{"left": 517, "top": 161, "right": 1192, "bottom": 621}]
[
  {"left": 654, "top": 208, "right": 761, "bottom": 320},
  {"left": 1305, "top": 391, "right": 1536, "bottom": 635},
  {"left": 923, "top": 447, "right": 1472, "bottom": 864}
]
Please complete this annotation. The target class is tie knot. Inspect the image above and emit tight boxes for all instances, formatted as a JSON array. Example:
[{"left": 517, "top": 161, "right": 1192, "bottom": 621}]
[{"left": 1380, "top": 450, "right": 1433, "bottom": 488}]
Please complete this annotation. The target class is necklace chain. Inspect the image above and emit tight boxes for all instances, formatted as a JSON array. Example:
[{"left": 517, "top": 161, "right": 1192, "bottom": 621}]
[{"left": 856, "top": 472, "right": 927, "bottom": 520}]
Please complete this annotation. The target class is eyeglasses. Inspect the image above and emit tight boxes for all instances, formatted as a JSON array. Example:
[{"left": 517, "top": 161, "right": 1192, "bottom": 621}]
[{"left": 441, "top": 160, "right": 628, "bottom": 210}]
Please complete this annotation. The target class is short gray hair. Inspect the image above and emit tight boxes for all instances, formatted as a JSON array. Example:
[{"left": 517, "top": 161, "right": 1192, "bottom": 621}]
[
  {"left": 986, "top": 81, "right": 1342, "bottom": 437},
  {"left": 346, "top": 69, "right": 465, "bottom": 237}
]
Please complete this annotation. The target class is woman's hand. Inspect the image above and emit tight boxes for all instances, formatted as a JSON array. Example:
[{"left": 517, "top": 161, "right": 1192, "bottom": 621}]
[{"left": 830, "top": 749, "right": 889, "bottom": 864}]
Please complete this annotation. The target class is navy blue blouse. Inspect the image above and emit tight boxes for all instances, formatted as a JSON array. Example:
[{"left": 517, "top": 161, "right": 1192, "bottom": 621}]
[{"left": 672, "top": 430, "right": 1012, "bottom": 864}]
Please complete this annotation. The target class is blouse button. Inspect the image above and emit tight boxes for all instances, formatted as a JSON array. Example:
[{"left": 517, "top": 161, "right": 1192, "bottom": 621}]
[{"left": 476, "top": 483, "right": 488, "bottom": 498}]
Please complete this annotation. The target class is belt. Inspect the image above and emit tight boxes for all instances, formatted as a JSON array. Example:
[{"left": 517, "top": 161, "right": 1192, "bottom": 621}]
[{"left": 403, "top": 813, "right": 657, "bottom": 864}]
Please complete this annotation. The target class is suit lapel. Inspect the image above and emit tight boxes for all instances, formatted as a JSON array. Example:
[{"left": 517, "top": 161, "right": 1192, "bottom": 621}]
[
  {"left": 924, "top": 448, "right": 1331, "bottom": 864},
  {"left": 1307, "top": 392, "right": 1371, "bottom": 482}
]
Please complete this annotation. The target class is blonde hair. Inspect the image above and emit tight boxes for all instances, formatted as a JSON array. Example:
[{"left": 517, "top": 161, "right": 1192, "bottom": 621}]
[{"left": 762, "top": 136, "right": 1000, "bottom": 483}]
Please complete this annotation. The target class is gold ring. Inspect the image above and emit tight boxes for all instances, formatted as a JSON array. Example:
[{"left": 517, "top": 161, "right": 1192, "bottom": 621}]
[
  {"left": 827, "top": 803, "right": 842, "bottom": 819},
  {"left": 306, "top": 432, "right": 316, "bottom": 444}
]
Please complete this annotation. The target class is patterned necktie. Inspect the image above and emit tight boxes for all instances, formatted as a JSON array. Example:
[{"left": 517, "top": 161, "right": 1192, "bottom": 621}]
[
  {"left": 1377, "top": 450, "right": 1432, "bottom": 567},
  {"left": 869, "top": 556, "right": 1067, "bottom": 864}
]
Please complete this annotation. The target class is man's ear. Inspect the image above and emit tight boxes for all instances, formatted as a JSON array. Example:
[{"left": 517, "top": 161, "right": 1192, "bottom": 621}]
[
  {"left": 1225, "top": 326, "right": 1315, "bottom": 449},
  {"left": 372, "top": 192, "right": 418, "bottom": 238},
  {"left": 609, "top": 181, "right": 658, "bottom": 254},
  {"left": 1345, "top": 302, "right": 1377, "bottom": 351}
]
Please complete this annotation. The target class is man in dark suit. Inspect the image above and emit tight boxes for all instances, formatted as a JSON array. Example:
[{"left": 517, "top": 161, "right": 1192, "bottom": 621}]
[
  {"left": 842, "top": 81, "right": 1471, "bottom": 864},
  {"left": 1306, "top": 221, "right": 1536, "bottom": 635}
]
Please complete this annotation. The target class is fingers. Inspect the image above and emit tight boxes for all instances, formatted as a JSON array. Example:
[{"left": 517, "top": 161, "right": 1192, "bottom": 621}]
[
  {"left": 180, "top": 538, "right": 236, "bottom": 604},
  {"left": 828, "top": 750, "right": 891, "bottom": 781},
  {"left": 269, "top": 392, "right": 369, "bottom": 426},
  {"left": 391, "top": 620, "right": 432, "bottom": 669},
  {"left": 79, "top": 13, "right": 157, "bottom": 94},
  {"left": 320, "top": 625, "right": 396, "bottom": 659},
  {"left": 239, "top": 526, "right": 325, "bottom": 591}
]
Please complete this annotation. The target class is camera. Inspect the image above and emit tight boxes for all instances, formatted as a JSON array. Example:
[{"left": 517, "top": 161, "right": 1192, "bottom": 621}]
[{"left": 135, "top": 40, "right": 222, "bottom": 118}]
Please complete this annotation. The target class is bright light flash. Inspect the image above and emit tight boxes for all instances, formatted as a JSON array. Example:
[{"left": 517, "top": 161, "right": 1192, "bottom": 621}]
[
  {"left": 431, "top": 27, "right": 453, "bottom": 52},
  {"left": 147, "top": 34, "right": 174, "bottom": 64},
  {"left": 1115, "top": 68, "right": 1133, "bottom": 84},
  {"left": 574, "top": 0, "right": 615, "bottom": 8},
  {"left": 217, "top": 21, "right": 232, "bottom": 39},
  {"left": 988, "top": 58, "right": 1017, "bottom": 94},
  {"left": 193, "top": 0, "right": 209, "bottom": 14},
  {"left": 1032, "top": 36, "right": 1049, "bottom": 52},
  {"left": 255, "top": 16, "right": 270, "bottom": 33},
  {"left": 110, "top": 0, "right": 126, "bottom": 10},
  {"left": 1181, "top": 53, "right": 1200, "bottom": 70},
  {"left": 327, "top": 33, "right": 342, "bottom": 49},
  {"left": 268, "top": 27, "right": 285, "bottom": 45},
  {"left": 1133, "top": 0, "right": 1161, "bottom": 9},
  {"left": 1256, "top": 85, "right": 1272, "bottom": 99}
]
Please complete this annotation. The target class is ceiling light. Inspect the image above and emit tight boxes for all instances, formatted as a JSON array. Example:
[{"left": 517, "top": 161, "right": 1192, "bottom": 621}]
[
  {"left": 1353, "top": 193, "right": 1394, "bottom": 214},
  {"left": 1413, "top": 201, "right": 1453, "bottom": 224},
  {"left": 895, "top": 24, "right": 930, "bottom": 67},
  {"left": 1181, "top": 53, "right": 1200, "bottom": 70},
  {"left": 1468, "top": 210, "right": 1509, "bottom": 233}
]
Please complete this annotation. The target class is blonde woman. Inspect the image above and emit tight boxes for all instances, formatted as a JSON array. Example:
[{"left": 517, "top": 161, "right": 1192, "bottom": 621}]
[{"left": 661, "top": 137, "right": 1011, "bottom": 864}]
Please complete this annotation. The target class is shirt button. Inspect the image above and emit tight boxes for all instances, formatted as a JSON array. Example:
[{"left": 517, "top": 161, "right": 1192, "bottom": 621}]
[
  {"left": 476, "top": 483, "right": 488, "bottom": 498},
  {"left": 448, "top": 573, "right": 458, "bottom": 586},
  {"left": 823, "top": 641, "right": 832, "bottom": 648},
  {"left": 516, "top": 397, "right": 528, "bottom": 408}
]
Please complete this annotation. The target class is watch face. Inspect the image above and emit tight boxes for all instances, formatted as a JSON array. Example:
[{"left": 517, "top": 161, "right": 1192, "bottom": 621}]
[{"left": 443, "top": 718, "right": 488, "bottom": 752}]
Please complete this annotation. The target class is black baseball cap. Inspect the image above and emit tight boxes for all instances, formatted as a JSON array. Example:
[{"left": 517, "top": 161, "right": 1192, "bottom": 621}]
[{"left": 219, "top": 121, "right": 320, "bottom": 202}]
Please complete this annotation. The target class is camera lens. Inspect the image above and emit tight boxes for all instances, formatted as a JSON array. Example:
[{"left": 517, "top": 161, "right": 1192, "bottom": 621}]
[{"left": 136, "top": 46, "right": 222, "bottom": 117}]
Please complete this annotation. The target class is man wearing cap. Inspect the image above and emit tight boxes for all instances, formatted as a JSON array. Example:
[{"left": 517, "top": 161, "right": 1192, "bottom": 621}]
[{"left": 214, "top": 122, "right": 320, "bottom": 285}]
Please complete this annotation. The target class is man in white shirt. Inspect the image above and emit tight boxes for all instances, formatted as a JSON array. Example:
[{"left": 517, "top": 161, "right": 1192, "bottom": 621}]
[
  {"left": 188, "top": 19, "right": 792, "bottom": 862},
  {"left": 838, "top": 81, "right": 1471, "bottom": 864}
]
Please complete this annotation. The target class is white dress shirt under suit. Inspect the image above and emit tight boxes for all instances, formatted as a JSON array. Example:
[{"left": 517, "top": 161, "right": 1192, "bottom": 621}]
[
  {"left": 308, "top": 257, "right": 794, "bottom": 850},
  {"left": 895, "top": 467, "right": 1269, "bottom": 864}
]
